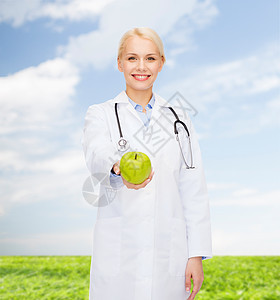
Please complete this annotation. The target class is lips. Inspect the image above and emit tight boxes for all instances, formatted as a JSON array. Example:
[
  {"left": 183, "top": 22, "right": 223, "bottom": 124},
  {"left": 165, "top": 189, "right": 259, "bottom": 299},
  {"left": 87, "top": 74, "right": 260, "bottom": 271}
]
[{"left": 132, "top": 74, "right": 151, "bottom": 81}]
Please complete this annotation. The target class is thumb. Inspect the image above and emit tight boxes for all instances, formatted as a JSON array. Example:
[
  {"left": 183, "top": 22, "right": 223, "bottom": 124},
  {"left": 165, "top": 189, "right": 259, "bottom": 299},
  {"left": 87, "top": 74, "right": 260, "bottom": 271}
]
[
  {"left": 185, "top": 272, "right": 192, "bottom": 293},
  {"left": 114, "top": 161, "right": 121, "bottom": 175}
]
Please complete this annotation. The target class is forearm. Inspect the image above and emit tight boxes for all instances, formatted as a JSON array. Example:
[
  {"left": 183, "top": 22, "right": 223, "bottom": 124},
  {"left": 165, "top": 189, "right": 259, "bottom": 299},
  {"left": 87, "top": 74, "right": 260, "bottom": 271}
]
[{"left": 82, "top": 105, "right": 121, "bottom": 177}]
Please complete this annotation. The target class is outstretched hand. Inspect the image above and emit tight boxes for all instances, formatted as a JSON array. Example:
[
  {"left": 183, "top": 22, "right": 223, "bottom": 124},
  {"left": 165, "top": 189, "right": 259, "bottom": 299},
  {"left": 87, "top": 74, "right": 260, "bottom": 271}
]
[
  {"left": 112, "top": 160, "right": 154, "bottom": 190},
  {"left": 185, "top": 257, "right": 204, "bottom": 300}
]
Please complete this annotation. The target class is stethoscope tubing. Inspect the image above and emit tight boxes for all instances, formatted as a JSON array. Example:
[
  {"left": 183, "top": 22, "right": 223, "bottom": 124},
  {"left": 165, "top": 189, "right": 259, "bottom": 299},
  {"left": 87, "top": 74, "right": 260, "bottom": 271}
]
[
  {"left": 168, "top": 106, "right": 194, "bottom": 169},
  {"left": 115, "top": 103, "right": 123, "bottom": 138},
  {"left": 114, "top": 103, "right": 194, "bottom": 168}
]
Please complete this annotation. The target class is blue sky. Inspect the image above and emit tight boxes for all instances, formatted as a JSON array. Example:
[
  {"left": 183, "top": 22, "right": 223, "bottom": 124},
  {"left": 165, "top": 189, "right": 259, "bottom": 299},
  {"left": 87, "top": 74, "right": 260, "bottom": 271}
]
[{"left": 0, "top": 0, "right": 279, "bottom": 255}]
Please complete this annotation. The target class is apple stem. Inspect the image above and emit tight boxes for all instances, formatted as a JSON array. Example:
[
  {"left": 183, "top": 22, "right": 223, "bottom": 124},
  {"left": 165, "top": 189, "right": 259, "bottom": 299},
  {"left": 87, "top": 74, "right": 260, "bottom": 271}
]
[{"left": 135, "top": 153, "right": 137, "bottom": 160}]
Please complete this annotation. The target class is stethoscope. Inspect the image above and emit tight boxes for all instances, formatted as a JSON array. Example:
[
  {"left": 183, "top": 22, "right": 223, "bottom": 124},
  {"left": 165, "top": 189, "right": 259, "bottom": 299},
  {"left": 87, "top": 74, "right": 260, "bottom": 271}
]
[{"left": 115, "top": 103, "right": 195, "bottom": 169}]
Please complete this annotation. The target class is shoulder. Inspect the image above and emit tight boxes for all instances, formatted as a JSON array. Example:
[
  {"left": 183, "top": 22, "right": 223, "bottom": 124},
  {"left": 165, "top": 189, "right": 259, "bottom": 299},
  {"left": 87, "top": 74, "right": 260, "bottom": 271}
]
[
  {"left": 86, "top": 91, "right": 124, "bottom": 116},
  {"left": 87, "top": 90, "right": 127, "bottom": 109},
  {"left": 87, "top": 98, "right": 113, "bottom": 111},
  {"left": 155, "top": 92, "right": 192, "bottom": 125}
]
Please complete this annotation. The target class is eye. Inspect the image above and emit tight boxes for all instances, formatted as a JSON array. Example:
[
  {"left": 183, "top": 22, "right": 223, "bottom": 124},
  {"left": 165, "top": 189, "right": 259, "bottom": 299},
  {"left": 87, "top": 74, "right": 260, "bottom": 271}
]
[
  {"left": 128, "top": 57, "right": 136, "bottom": 60},
  {"left": 147, "top": 57, "right": 155, "bottom": 60}
]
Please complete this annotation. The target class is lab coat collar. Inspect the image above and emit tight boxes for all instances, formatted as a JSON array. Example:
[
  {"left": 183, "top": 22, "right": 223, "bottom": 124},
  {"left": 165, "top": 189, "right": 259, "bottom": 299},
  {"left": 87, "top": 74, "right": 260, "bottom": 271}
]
[
  {"left": 114, "top": 90, "right": 170, "bottom": 108},
  {"left": 128, "top": 93, "right": 155, "bottom": 110}
]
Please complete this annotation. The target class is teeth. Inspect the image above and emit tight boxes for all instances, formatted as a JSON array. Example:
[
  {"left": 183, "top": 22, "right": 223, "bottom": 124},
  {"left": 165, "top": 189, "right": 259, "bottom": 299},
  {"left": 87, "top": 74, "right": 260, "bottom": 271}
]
[{"left": 134, "top": 75, "right": 149, "bottom": 79}]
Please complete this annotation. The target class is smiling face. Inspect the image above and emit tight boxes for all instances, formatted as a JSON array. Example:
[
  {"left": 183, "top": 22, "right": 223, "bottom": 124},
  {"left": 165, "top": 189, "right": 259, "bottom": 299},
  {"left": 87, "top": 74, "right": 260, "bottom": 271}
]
[{"left": 117, "top": 35, "right": 164, "bottom": 95}]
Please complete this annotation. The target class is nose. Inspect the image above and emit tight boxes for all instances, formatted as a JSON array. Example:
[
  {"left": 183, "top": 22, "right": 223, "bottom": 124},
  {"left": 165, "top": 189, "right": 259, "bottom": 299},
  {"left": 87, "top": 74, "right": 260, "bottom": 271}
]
[{"left": 136, "top": 58, "right": 147, "bottom": 72}]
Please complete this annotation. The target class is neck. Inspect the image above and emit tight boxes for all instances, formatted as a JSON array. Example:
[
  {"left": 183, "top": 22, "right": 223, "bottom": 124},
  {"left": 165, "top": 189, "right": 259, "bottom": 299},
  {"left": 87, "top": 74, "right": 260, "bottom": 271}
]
[{"left": 125, "top": 86, "right": 153, "bottom": 106}]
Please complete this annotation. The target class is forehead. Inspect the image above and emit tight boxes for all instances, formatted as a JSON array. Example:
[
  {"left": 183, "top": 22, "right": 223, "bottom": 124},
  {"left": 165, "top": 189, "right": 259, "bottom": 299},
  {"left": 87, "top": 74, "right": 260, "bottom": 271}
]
[{"left": 124, "top": 36, "right": 159, "bottom": 54}]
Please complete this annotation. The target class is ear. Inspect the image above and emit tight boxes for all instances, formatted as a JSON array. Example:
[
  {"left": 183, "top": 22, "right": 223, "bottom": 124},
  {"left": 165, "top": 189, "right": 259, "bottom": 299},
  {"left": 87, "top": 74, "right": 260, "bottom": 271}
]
[
  {"left": 158, "top": 56, "right": 164, "bottom": 72},
  {"left": 117, "top": 57, "right": 123, "bottom": 72}
]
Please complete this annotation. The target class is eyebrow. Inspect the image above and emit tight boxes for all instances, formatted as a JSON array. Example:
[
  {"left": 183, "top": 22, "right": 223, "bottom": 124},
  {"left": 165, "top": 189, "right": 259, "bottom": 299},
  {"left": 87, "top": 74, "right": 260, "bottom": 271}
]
[{"left": 125, "top": 53, "right": 158, "bottom": 56}]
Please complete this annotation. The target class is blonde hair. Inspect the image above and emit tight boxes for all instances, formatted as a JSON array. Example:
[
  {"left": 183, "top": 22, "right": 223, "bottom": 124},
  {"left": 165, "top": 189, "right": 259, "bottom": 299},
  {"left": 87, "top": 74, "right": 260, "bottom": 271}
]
[{"left": 118, "top": 27, "right": 166, "bottom": 64}]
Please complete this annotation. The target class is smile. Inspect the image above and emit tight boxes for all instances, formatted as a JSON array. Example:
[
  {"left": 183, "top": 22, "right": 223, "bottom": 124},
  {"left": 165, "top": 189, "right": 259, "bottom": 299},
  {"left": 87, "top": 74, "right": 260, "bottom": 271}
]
[{"left": 132, "top": 75, "right": 151, "bottom": 81}]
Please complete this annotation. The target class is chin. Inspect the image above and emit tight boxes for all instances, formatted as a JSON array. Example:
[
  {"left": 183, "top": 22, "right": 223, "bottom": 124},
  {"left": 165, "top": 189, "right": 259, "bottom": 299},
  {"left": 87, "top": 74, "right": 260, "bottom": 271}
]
[
  {"left": 129, "top": 86, "right": 153, "bottom": 92},
  {"left": 128, "top": 82, "right": 154, "bottom": 90}
]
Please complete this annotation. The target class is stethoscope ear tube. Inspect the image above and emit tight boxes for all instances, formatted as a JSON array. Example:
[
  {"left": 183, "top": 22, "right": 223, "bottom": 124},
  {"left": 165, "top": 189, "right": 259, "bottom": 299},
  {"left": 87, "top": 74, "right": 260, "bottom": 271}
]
[
  {"left": 174, "top": 120, "right": 190, "bottom": 136},
  {"left": 176, "top": 133, "right": 194, "bottom": 169},
  {"left": 115, "top": 103, "right": 123, "bottom": 138},
  {"left": 168, "top": 107, "right": 189, "bottom": 137},
  {"left": 114, "top": 102, "right": 195, "bottom": 166},
  {"left": 168, "top": 106, "right": 193, "bottom": 169},
  {"left": 115, "top": 103, "right": 130, "bottom": 152}
]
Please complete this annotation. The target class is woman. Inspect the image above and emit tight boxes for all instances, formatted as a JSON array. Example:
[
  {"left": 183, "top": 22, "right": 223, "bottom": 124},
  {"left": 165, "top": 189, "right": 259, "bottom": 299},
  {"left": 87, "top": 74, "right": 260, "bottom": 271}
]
[{"left": 82, "top": 27, "right": 212, "bottom": 300}]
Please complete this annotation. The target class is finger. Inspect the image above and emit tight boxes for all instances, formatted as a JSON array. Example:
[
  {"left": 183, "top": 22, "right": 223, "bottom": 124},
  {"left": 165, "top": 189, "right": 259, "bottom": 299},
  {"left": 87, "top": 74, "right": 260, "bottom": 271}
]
[
  {"left": 134, "top": 179, "right": 150, "bottom": 189},
  {"left": 188, "top": 281, "right": 201, "bottom": 300},
  {"left": 185, "top": 273, "right": 192, "bottom": 294},
  {"left": 131, "top": 170, "right": 154, "bottom": 188},
  {"left": 148, "top": 169, "right": 155, "bottom": 179},
  {"left": 114, "top": 161, "right": 121, "bottom": 175},
  {"left": 121, "top": 178, "right": 142, "bottom": 190},
  {"left": 121, "top": 170, "right": 154, "bottom": 190},
  {"left": 141, "top": 172, "right": 154, "bottom": 185},
  {"left": 123, "top": 179, "right": 135, "bottom": 189},
  {"left": 130, "top": 177, "right": 151, "bottom": 190},
  {"left": 115, "top": 166, "right": 121, "bottom": 175},
  {"left": 143, "top": 170, "right": 154, "bottom": 184},
  {"left": 188, "top": 289, "right": 199, "bottom": 300}
]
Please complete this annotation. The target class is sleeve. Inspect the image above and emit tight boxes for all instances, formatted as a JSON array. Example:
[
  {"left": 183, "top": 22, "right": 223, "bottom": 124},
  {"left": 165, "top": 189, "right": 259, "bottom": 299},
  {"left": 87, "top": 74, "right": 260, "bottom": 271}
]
[
  {"left": 81, "top": 104, "right": 121, "bottom": 187},
  {"left": 179, "top": 118, "right": 212, "bottom": 261},
  {"left": 110, "top": 170, "right": 124, "bottom": 190}
]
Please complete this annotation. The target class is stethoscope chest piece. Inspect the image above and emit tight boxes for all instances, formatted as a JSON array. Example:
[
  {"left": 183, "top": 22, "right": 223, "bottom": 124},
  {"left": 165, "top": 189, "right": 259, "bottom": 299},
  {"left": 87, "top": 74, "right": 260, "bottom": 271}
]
[
  {"left": 117, "top": 137, "right": 130, "bottom": 152},
  {"left": 114, "top": 102, "right": 195, "bottom": 168}
]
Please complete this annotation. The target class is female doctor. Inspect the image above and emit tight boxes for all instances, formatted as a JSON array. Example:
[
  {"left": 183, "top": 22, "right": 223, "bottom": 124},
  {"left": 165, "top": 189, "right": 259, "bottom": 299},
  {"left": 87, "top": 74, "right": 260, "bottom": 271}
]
[{"left": 82, "top": 27, "right": 212, "bottom": 300}]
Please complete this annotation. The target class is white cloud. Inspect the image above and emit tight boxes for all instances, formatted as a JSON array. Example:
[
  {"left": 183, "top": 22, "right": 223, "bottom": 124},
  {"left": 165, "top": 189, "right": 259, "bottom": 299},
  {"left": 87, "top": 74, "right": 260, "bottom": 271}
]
[
  {"left": 160, "top": 43, "right": 280, "bottom": 108},
  {"left": 157, "top": 42, "right": 280, "bottom": 138},
  {"left": 0, "top": 147, "right": 84, "bottom": 174},
  {"left": 0, "top": 58, "right": 79, "bottom": 134},
  {"left": 0, "top": 0, "right": 41, "bottom": 27},
  {"left": 40, "top": 0, "right": 115, "bottom": 21},
  {"left": 0, "top": 228, "right": 94, "bottom": 255},
  {"left": 0, "top": 153, "right": 89, "bottom": 216},
  {"left": 211, "top": 188, "right": 280, "bottom": 207},
  {"left": 212, "top": 228, "right": 280, "bottom": 256},
  {"left": 59, "top": 0, "right": 218, "bottom": 69},
  {"left": 207, "top": 182, "right": 238, "bottom": 191},
  {"left": 0, "top": 206, "right": 4, "bottom": 217},
  {"left": 0, "top": 0, "right": 219, "bottom": 69},
  {"left": 0, "top": 0, "right": 115, "bottom": 27},
  {"left": 232, "top": 188, "right": 258, "bottom": 197},
  {"left": 32, "top": 149, "right": 84, "bottom": 174},
  {"left": 0, "top": 57, "right": 85, "bottom": 215},
  {"left": 260, "top": 96, "right": 280, "bottom": 127}
]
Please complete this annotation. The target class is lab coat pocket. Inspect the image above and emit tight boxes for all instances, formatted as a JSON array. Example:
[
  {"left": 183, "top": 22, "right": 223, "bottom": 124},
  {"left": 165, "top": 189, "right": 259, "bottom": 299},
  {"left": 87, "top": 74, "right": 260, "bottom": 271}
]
[
  {"left": 169, "top": 217, "right": 188, "bottom": 277},
  {"left": 161, "top": 138, "right": 181, "bottom": 175},
  {"left": 92, "top": 216, "right": 122, "bottom": 277}
]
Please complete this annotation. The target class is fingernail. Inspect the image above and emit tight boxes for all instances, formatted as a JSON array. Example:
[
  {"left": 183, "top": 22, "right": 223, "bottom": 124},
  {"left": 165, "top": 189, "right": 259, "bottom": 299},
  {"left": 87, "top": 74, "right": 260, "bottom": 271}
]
[{"left": 186, "top": 287, "right": 190, "bottom": 292}]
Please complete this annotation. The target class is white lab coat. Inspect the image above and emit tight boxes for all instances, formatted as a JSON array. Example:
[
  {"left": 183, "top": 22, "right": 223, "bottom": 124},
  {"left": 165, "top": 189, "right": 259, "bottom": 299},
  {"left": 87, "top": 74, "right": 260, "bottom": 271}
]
[{"left": 82, "top": 90, "right": 212, "bottom": 300}]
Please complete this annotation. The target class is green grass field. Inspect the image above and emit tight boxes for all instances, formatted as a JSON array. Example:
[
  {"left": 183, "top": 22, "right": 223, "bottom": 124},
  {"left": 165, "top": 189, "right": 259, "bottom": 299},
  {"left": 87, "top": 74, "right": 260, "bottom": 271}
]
[{"left": 1, "top": 256, "right": 279, "bottom": 299}]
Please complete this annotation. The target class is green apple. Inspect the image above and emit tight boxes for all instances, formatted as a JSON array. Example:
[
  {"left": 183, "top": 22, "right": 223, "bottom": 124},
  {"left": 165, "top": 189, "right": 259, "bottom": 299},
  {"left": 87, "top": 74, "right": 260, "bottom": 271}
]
[{"left": 120, "top": 151, "right": 152, "bottom": 184}]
